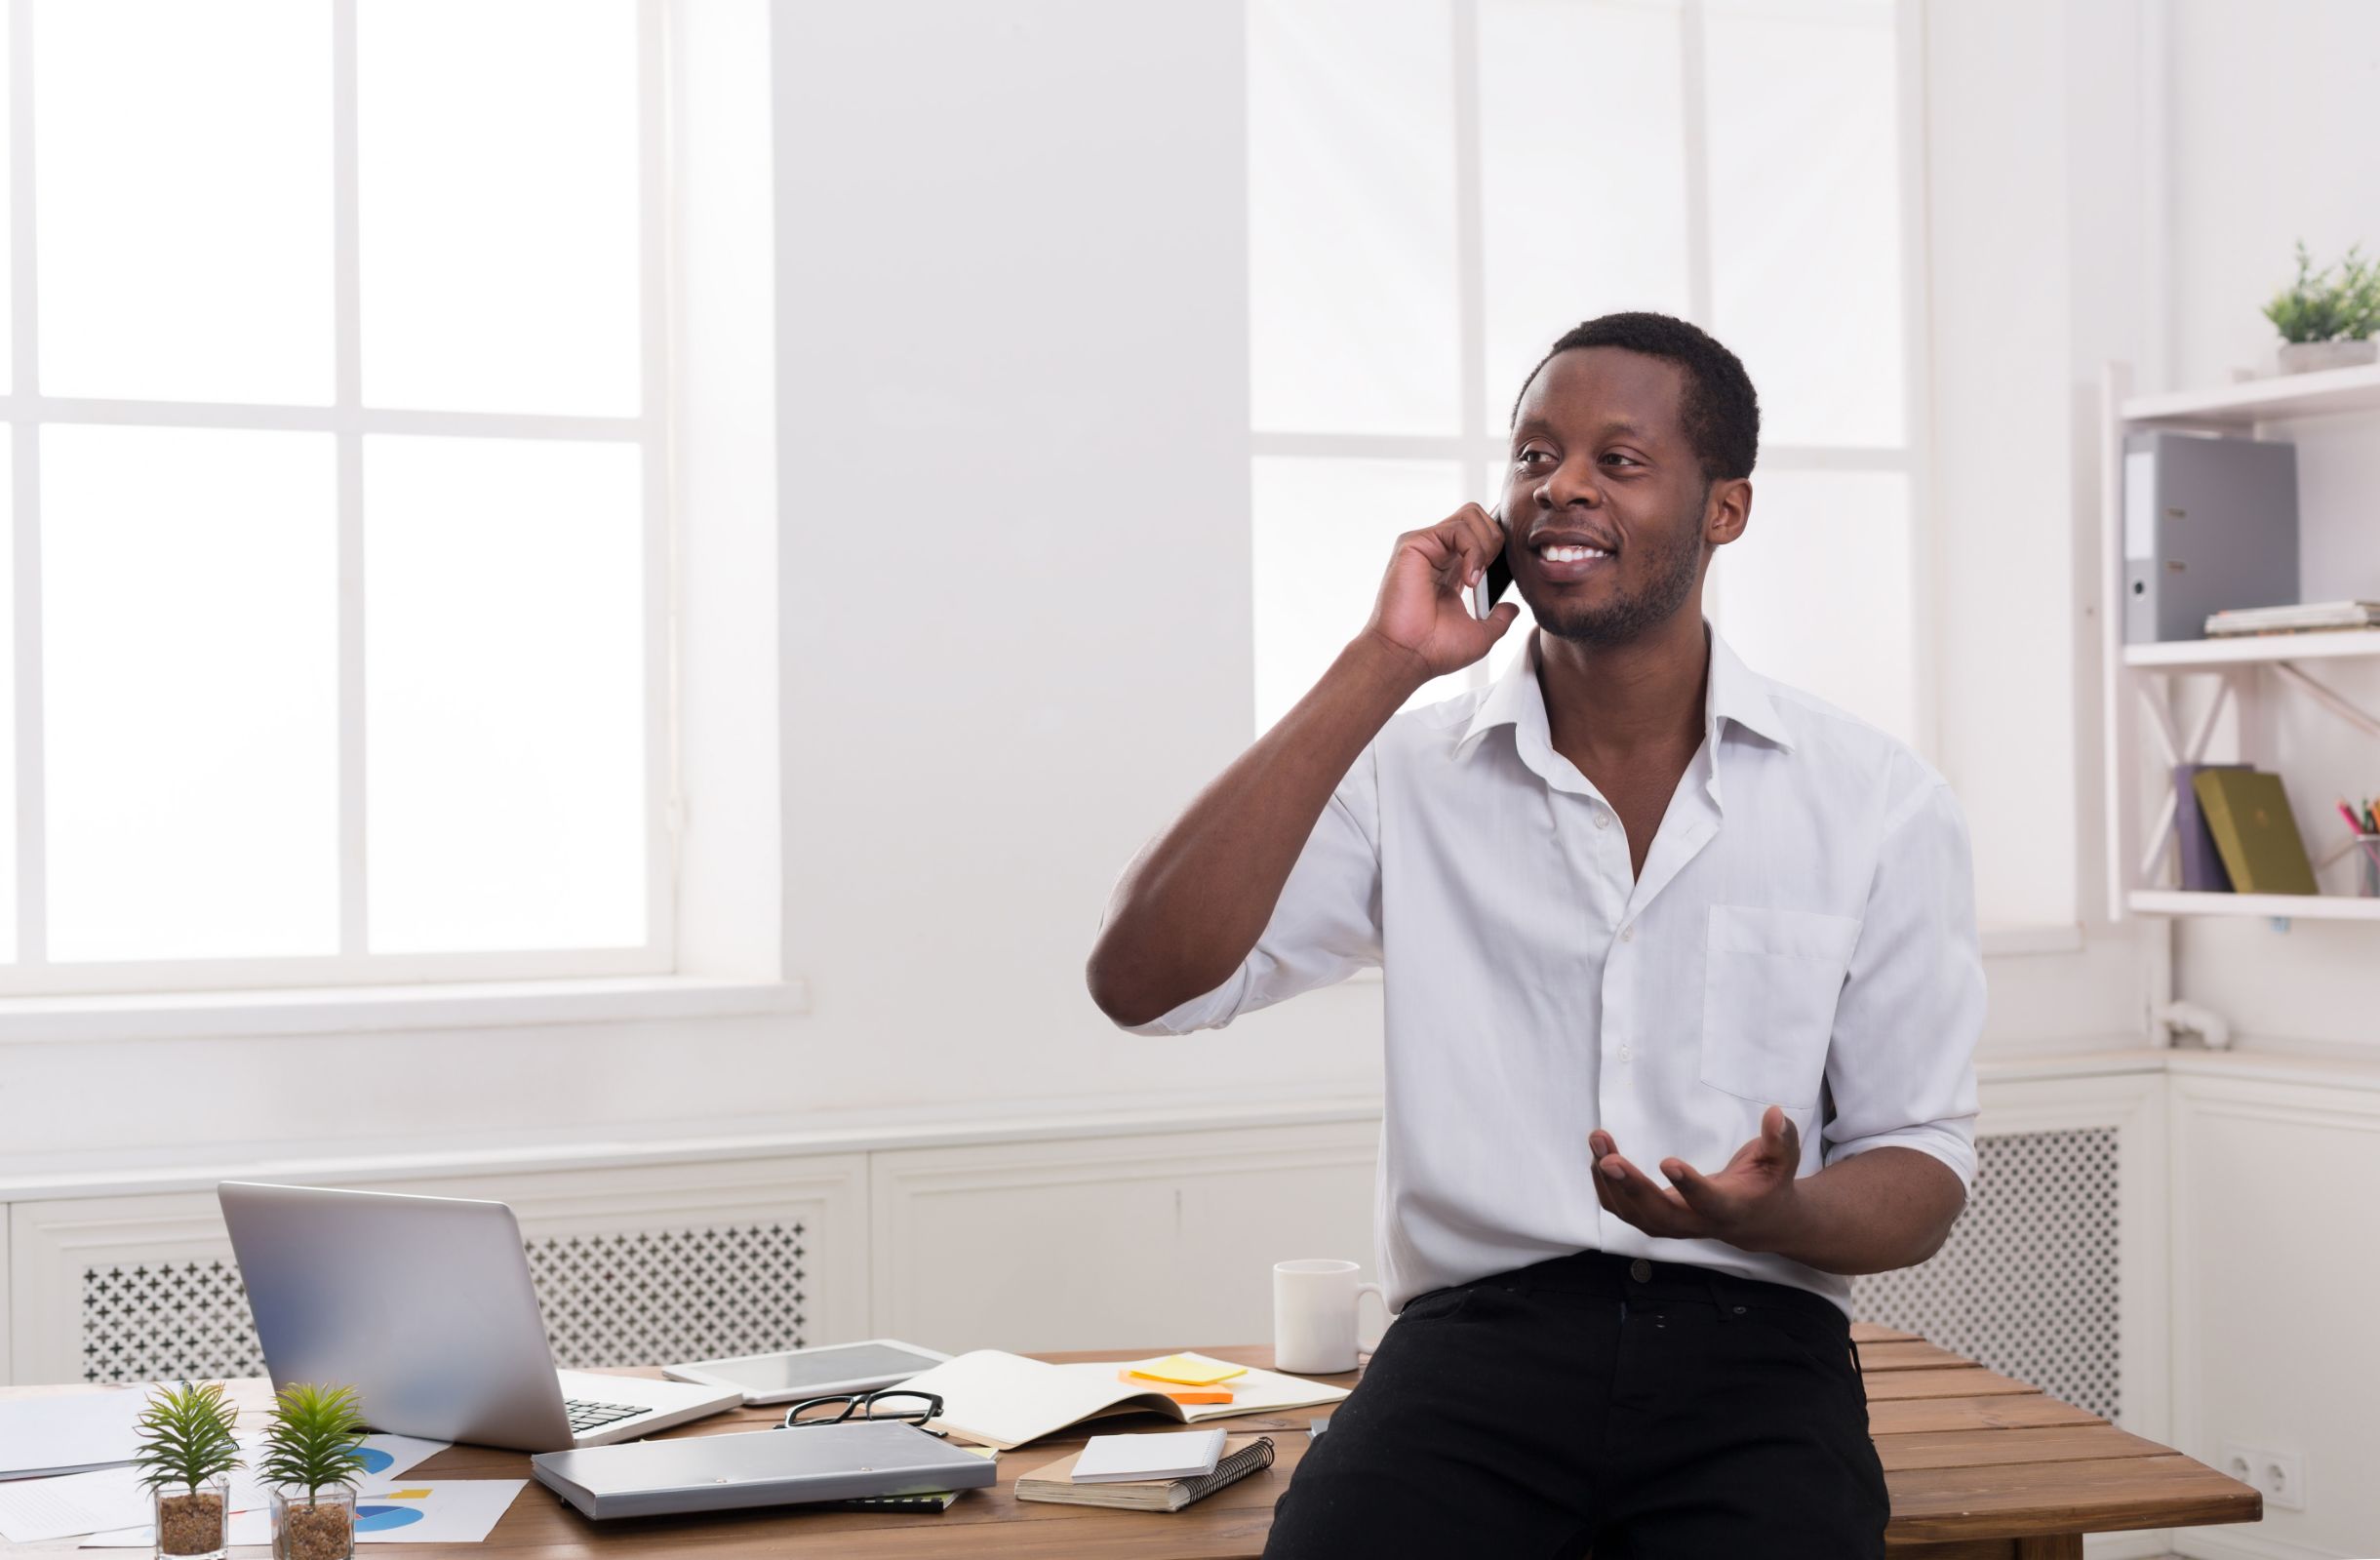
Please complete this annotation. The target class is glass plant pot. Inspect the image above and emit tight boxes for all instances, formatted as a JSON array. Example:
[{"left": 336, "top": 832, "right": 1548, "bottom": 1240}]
[
  {"left": 152, "top": 1476, "right": 231, "bottom": 1560},
  {"left": 270, "top": 1487, "right": 356, "bottom": 1560}
]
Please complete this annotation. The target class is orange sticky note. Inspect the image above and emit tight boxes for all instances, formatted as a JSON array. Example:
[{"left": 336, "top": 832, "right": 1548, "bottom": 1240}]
[{"left": 1118, "top": 1371, "right": 1232, "bottom": 1403}]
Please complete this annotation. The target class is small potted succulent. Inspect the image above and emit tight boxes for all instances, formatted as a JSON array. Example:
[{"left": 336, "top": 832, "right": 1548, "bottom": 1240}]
[
  {"left": 2264, "top": 239, "right": 2380, "bottom": 373},
  {"left": 258, "top": 1382, "right": 369, "bottom": 1560},
  {"left": 133, "top": 1380, "right": 244, "bottom": 1560}
]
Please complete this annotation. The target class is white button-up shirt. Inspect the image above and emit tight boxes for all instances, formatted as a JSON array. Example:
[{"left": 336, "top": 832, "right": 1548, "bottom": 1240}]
[{"left": 1114, "top": 619, "right": 1983, "bottom": 1318}]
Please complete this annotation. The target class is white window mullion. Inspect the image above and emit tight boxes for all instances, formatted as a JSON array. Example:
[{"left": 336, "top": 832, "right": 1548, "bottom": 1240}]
[
  {"left": 1894, "top": 0, "right": 1941, "bottom": 767},
  {"left": 1449, "top": 0, "right": 1485, "bottom": 452},
  {"left": 1448, "top": 0, "right": 1494, "bottom": 698},
  {"left": 11, "top": 0, "right": 46, "bottom": 967},
  {"left": 1679, "top": 0, "right": 1714, "bottom": 330},
  {"left": 639, "top": 0, "right": 677, "bottom": 968},
  {"left": 333, "top": 0, "right": 366, "bottom": 957},
  {"left": 20, "top": 397, "right": 641, "bottom": 441}
]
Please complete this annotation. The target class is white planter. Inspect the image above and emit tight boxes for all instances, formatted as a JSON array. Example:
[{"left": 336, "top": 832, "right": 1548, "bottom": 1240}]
[{"left": 2276, "top": 338, "right": 2378, "bottom": 374}]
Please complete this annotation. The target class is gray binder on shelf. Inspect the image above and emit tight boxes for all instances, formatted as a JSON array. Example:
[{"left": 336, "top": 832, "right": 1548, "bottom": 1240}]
[
  {"left": 529, "top": 1422, "right": 998, "bottom": 1520},
  {"left": 2122, "top": 430, "right": 2299, "bottom": 644}
]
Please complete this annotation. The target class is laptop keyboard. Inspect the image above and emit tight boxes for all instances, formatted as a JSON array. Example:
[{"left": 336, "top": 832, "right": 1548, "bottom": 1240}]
[{"left": 564, "top": 1398, "right": 649, "bottom": 1434}]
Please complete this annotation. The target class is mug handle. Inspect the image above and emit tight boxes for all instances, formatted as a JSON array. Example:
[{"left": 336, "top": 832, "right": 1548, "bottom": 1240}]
[{"left": 1355, "top": 1281, "right": 1387, "bottom": 1354}]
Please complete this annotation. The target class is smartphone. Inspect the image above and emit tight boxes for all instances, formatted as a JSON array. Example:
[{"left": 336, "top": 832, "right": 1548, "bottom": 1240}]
[{"left": 1469, "top": 500, "right": 1514, "bottom": 620}]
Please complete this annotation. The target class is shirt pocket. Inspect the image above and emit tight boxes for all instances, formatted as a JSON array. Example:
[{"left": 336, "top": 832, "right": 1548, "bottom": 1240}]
[{"left": 1700, "top": 903, "right": 1862, "bottom": 1108}]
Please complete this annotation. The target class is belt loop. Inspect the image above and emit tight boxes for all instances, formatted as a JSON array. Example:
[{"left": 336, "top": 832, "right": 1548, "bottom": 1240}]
[{"left": 1704, "top": 1269, "right": 1735, "bottom": 1322}]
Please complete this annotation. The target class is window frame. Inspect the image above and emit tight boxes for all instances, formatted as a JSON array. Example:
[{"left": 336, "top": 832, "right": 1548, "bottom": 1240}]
[
  {"left": 0, "top": 0, "right": 679, "bottom": 997},
  {"left": 1248, "top": 0, "right": 1937, "bottom": 763}
]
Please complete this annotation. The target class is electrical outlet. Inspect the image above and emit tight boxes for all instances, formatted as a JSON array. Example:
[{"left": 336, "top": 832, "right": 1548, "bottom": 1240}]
[{"left": 2221, "top": 1442, "right": 2306, "bottom": 1512}]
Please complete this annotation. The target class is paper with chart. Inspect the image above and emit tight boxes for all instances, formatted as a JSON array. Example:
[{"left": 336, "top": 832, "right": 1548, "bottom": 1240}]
[
  {"left": 82, "top": 1481, "right": 523, "bottom": 1547},
  {"left": 58, "top": 1433, "right": 447, "bottom": 1547}
]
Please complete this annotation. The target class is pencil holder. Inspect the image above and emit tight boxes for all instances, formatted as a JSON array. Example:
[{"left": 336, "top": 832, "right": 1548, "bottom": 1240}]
[{"left": 2359, "top": 833, "right": 2380, "bottom": 898}]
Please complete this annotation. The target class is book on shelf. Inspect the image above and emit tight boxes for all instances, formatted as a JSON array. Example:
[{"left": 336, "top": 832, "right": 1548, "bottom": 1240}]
[
  {"left": 2174, "top": 763, "right": 2249, "bottom": 892},
  {"left": 2190, "top": 769, "right": 2319, "bottom": 896},
  {"left": 2203, "top": 600, "right": 2380, "bottom": 636},
  {"left": 1013, "top": 1434, "right": 1277, "bottom": 1512}
]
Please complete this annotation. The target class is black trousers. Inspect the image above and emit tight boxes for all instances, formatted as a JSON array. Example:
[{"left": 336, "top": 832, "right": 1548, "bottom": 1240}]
[{"left": 1261, "top": 1250, "right": 1889, "bottom": 1559}]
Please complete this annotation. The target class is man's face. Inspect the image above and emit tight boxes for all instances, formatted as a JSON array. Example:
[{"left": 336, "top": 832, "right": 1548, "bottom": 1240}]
[{"left": 1499, "top": 346, "right": 1725, "bottom": 649}]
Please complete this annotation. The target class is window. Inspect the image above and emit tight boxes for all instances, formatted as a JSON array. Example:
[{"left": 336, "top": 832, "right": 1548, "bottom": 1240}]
[
  {"left": 1247, "top": 0, "right": 1930, "bottom": 754},
  {"left": 0, "top": 0, "right": 670, "bottom": 996}
]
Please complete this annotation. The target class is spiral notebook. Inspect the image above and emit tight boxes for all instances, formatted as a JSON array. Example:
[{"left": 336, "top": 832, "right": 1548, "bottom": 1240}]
[{"left": 1012, "top": 1435, "right": 1277, "bottom": 1512}]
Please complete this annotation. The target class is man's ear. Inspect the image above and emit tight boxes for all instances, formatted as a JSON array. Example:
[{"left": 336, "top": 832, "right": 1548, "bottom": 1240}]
[{"left": 1704, "top": 477, "right": 1752, "bottom": 548}]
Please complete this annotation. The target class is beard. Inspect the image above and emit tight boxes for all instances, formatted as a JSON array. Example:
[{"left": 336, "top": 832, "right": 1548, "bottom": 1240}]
[{"left": 1528, "top": 502, "right": 1706, "bottom": 650}]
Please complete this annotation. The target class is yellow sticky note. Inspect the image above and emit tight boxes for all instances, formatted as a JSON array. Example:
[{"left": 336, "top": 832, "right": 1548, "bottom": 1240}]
[{"left": 1126, "top": 1353, "right": 1248, "bottom": 1386}]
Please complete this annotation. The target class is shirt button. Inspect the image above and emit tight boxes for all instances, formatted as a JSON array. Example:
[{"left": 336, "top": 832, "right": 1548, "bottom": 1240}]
[
  {"left": 1593, "top": 809, "right": 1609, "bottom": 828},
  {"left": 1620, "top": 924, "right": 1635, "bottom": 942},
  {"left": 1629, "top": 1259, "right": 1652, "bottom": 1283},
  {"left": 1618, "top": 1044, "right": 1632, "bottom": 1062}
]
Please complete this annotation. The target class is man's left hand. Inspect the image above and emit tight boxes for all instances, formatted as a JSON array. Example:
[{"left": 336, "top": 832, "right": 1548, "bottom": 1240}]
[{"left": 1589, "top": 1106, "right": 1804, "bottom": 1253}]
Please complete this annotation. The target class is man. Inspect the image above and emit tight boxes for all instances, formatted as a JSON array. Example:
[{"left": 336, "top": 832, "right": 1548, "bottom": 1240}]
[{"left": 1086, "top": 311, "right": 1982, "bottom": 1557}]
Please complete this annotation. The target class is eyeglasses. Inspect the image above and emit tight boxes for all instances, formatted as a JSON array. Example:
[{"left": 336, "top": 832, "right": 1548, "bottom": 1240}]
[{"left": 777, "top": 1389, "right": 947, "bottom": 1436}]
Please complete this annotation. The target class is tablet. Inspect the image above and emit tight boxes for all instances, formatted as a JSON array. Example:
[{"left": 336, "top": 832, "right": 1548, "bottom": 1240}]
[{"left": 659, "top": 1340, "right": 953, "bottom": 1405}]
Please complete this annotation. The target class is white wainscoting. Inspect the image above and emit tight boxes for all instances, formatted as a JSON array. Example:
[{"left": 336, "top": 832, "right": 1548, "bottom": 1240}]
[
  {"left": 6, "top": 1156, "right": 869, "bottom": 1387},
  {"left": 2167, "top": 1054, "right": 2380, "bottom": 1560},
  {"left": 868, "top": 1120, "right": 1380, "bottom": 1355},
  {"left": 13, "top": 1046, "right": 2372, "bottom": 1560}
]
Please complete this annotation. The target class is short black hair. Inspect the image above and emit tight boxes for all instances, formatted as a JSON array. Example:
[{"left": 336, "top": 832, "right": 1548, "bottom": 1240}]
[{"left": 1510, "top": 311, "right": 1760, "bottom": 483}]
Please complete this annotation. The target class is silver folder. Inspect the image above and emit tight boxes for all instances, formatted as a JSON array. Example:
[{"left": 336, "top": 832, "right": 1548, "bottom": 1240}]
[{"left": 530, "top": 1423, "right": 998, "bottom": 1519}]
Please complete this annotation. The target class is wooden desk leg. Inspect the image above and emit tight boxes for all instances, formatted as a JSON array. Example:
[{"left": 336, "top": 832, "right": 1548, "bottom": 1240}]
[{"left": 2014, "top": 1538, "right": 2082, "bottom": 1560}]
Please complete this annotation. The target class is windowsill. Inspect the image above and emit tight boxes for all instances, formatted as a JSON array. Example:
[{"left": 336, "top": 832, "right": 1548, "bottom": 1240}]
[
  {"left": 1334, "top": 924, "right": 2088, "bottom": 973},
  {"left": 0, "top": 974, "right": 811, "bottom": 1045}
]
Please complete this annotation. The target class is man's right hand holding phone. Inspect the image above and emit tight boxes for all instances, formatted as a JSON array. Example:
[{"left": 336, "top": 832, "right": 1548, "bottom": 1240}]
[
  {"left": 1358, "top": 501, "right": 1523, "bottom": 687},
  {"left": 1088, "top": 499, "right": 1519, "bottom": 1028}
]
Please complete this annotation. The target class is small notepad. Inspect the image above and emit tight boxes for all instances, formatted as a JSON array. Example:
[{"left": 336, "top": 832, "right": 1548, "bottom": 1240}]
[
  {"left": 1071, "top": 1428, "right": 1228, "bottom": 1484},
  {"left": 1124, "top": 1353, "right": 1249, "bottom": 1387}
]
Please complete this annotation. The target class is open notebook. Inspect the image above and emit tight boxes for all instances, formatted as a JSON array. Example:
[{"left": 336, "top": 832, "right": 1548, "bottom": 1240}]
[{"left": 892, "top": 1350, "right": 1349, "bottom": 1451}]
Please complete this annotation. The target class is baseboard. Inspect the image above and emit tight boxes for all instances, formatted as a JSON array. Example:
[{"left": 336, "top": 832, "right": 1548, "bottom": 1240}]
[{"left": 2173, "top": 1525, "right": 2351, "bottom": 1560}]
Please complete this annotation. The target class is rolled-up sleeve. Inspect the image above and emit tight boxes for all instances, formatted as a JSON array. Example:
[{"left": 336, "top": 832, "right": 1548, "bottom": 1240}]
[
  {"left": 1820, "top": 778, "right": 1985, "bottom": 1194},
  {"left": 1105, "top": 740, "right": 1384, "bottom": 1036}
]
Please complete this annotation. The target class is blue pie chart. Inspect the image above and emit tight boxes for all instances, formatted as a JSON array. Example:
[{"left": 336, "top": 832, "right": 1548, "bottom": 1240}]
[
  {"left": 355, "top": 1504, "right": 424, "bottom": 1533},
  {"left": 353, "top": 1446, "right": 395, "bottom": 1475}
]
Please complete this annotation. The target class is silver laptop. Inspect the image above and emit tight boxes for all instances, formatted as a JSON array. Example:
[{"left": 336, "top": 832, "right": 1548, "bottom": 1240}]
[{"left": 218, "top": 1181, "right": 743, "bottom": 1452}]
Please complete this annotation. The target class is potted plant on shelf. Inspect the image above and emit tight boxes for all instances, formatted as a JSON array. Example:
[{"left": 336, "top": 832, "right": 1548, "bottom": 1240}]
[
  {"left": 2264, "top": 239, "right": 2380, "bottom": 373},
  {"left": 133, "top": 1380, "right": 244, "bottom": 1560},
  {"left": 258, "top": 1382, "right": 369, "bottom": 1560}
]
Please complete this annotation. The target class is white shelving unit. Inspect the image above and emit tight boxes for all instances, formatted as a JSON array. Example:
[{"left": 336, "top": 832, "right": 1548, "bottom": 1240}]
[{"left": 2099, "top": 361, "right": 2380, "bottom": 926}]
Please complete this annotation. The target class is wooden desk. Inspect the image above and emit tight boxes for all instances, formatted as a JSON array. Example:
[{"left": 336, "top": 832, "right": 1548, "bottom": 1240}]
[{"left": 1, "top": 1328, "right": 2258, "bottom": 1558}]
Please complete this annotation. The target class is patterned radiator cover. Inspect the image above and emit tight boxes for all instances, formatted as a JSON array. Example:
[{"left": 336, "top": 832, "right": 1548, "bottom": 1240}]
[
  {"left": 79, "top": 1221, "right": 808, "bottom": 1383},
  {"left": 1849, "top": 1128, "right": 2122, "bottom": 1422}
]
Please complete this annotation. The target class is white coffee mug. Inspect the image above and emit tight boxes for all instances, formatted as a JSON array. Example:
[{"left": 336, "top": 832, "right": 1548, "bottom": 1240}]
[{"left": 1273, "top": 1259, "right": 1386, "bottom": 1375}]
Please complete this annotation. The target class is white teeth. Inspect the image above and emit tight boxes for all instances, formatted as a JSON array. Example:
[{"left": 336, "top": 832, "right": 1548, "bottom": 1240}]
[{"left": 1540, "top": 544, "right": 1609, "bottom": 562}]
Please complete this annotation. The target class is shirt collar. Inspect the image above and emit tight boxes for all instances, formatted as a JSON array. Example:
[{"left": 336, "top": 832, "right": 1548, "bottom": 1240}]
[{"left": 1452, "top": 617, "right": 1796, "bottom": 762}]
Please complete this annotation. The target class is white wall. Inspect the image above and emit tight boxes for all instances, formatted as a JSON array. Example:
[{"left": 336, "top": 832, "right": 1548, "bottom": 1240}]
[
  {"left": 2145, "top": 8, "right": 2380, "bottom": 1556},
  {"left": 0, "top": 0, "right": 2174, "bottom": 1192},
  {"left": 765, "top": 0, "right": 1386, "bottom": 1125},
  {"left": 1918, "top": 0, "right": 2156, "bottom": 1048},
  {"left": 2158, "top": 0, "right": 2380, "bottom": 1060}
]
